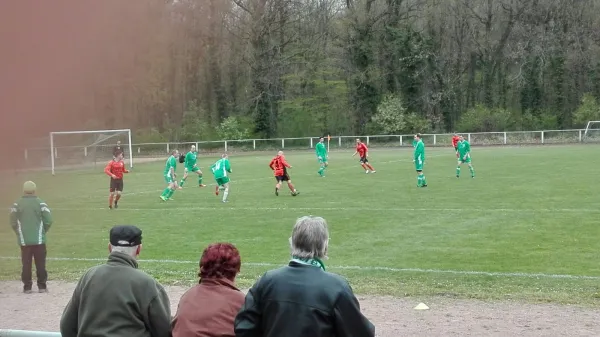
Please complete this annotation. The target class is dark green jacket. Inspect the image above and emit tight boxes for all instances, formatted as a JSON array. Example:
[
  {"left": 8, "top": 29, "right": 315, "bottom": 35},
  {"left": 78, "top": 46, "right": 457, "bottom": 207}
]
[
  {"left": 235, "top": 261, "right": 375, "bottom": 337},
  {"left": 10, "top": 195, "right": 53, "bottom": 246},
  {"left": 60, "top": 252, "right": 172, "bottom": 337}
]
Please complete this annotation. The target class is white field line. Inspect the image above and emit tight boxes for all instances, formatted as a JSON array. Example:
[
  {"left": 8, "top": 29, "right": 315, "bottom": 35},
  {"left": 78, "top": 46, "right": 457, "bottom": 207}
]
[
  {"left": 0, "top": 256, "right": 597, "bottom": 280},
  {"left": 50, "top": 206, "right": 600, "bottom": 213}
]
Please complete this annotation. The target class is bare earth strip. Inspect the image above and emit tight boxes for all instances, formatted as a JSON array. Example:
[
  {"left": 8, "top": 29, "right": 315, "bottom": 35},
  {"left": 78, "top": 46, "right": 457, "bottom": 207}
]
[{"left": 1, "top": 281, "right": 598, "bottom": 336}]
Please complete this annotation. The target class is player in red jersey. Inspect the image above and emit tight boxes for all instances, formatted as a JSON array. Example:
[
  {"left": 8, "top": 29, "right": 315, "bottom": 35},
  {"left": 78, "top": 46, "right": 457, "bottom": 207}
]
[
  {"left": 269, "top": 151, "right": 299, "bottom": 196},
  {"left": 451, "top": 133, "right": 460, "bottom": 158},
  {"left": 104, "top": 152, "right": 129, "bottom": 209},
  {"left": 352, "top": 139, "right": 376, "bottom": 173}
]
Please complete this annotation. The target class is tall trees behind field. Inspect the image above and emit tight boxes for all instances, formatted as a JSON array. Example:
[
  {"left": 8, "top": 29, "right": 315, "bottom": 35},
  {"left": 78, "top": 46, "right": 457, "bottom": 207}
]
[{"left": 5, "top": 0, "right": 600, "bottom": 142}]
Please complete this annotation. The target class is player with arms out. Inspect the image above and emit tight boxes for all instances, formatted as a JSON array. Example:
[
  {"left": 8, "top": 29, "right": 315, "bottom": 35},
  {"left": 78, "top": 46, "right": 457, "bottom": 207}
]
[
  {"left": 451, "top": 133, "right": 460, "bottom": 158},
  {"left": 315, "top": 137, "right": 328, "bottom": 177},
  {"left": 269, "top": 151, "right": 299, "bottom": 196},
  {"left": 160, "top": 150, "right": 181, "bottom": 201},
  {"left": 413, "top": 133, "right": 427, "bottom": 187},
  {"left": 456, "top": 135, "right": 475, "bottom": 178},
  {"left": 104, "top": 152, "right": 129, "bottom": 209},
  {"left": 211, "top": 154, "right": 232, "bottom": 203},
  {"left": 179, "top": 145, "right": 206, "bottom": 188},
  {"left": 352, "top": 139, "right": 376, "bottom": 173}
]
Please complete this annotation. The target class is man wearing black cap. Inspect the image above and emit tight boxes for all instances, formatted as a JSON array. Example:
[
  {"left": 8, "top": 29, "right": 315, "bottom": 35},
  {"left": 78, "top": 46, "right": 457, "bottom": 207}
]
[{"left": 60, "top": 225, "right": 172, "bottom": 337}]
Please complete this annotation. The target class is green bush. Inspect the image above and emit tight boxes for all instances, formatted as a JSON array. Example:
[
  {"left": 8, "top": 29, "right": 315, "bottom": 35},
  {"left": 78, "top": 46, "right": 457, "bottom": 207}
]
[
  {"left": 573, "top": 93, "right": 600, "bottom": 127},
  {"left": 216, "top": 116, "right": 252, "bottom": 140},
  {"left": 370, "top": 94, "right": 431, "bottom": 134},
  {"left": 456, "top": 105, "right": 512, "bottom": 132}
]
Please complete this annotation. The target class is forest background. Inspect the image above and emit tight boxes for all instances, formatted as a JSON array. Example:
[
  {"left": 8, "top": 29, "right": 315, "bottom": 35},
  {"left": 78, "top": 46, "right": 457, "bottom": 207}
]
[{"left": 2, "top": 0, "right": 600, "bottom": 145}]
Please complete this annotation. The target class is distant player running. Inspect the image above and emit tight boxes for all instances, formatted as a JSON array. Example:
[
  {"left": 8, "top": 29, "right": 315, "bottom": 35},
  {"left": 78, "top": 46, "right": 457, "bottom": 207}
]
[
  {"left": 179, "top": 145, "right": 206, "bottom": 188},
  {"left": 160, "top": 150, "right": 180, "bottom": 201},
  {"left": 413, "top": 133, "right": 427, "bottom": 187},
  {"left": 104, "top": 152, "right": 129, "bottom": 209},
  {"left": 269, "top": 151, "right": 299, "bottom": 196},
  {"left": 315, "top": 137, "right": 328, "bottom": 177},
  {"left": 451, "top": 133, "right": 460, "bottom": 158},
  {"left": 456, "top": 135, "right": 475, "bottom": 178},
  {"left": 352, "top": 139, "right": 376, "bottom": 173},
  {"left": 211, "top": 154, "right": 232, "bottom": 203}
]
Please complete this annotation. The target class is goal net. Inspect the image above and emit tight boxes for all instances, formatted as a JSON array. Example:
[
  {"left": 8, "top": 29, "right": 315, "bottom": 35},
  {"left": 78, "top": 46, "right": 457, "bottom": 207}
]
[
  {"left": 583, "top": 121, "right": 600, "bottom": 142},
  {"left": 49, "top": 129, "right": 133, "bottom": 175}
]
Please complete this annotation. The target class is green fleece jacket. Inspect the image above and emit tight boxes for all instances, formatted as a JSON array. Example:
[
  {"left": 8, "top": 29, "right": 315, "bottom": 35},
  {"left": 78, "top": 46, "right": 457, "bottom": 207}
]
[
  {"left": 60, "top": 252, "right": 172, "bottom": 337},
  {"left": 10, "top": 195, "right": 53, "bottom": 246}
]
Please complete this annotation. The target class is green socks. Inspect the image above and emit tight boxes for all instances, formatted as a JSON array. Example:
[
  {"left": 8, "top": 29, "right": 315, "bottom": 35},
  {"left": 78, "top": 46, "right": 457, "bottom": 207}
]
[
  {"left": 179, "top": 178, "right": 186, "bottom": 187},
  {"left": 160, "top": 188, "right": 170, "bottom": 198},
  {"left": 469, "top": 166, "right": 475, "bottom": 177},
  {"left": 199, "top": 176, "right": 203, "bottom": 185},
  {"left": 417, "top": 174, "right": 427, "bottom": 187},
  {"left": 318, "top": 167, "right": 325, "bottom": 176},
  {"left": 166, "top": 189, "right": 175, "bottom": 199},
  {"left": 456, "top": 167, "right": 461, "bottom": 177}
]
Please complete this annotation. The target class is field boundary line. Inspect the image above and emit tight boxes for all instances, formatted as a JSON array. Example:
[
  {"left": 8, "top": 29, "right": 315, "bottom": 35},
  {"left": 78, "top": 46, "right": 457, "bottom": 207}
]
[
  {"left": 0, "top": 256, "right": 598, "bottom": 280},
  {"left": 50, "top": 206, "right": 600, "bottom": 213}
]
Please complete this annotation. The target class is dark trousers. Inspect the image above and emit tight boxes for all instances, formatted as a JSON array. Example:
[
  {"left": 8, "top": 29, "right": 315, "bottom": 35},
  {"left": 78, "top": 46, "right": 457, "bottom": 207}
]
[{"left": 20, "top": 244, "right": 47, "bottom": 290}]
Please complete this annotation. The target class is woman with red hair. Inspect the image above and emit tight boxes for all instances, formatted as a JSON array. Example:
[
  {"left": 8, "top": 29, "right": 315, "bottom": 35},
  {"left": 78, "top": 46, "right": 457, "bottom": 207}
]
[{"left": 171, "top": 243, "right": 244, "bottom": 337}]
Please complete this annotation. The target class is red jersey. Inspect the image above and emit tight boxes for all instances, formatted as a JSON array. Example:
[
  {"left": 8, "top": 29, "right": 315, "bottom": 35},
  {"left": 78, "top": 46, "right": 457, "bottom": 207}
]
[
  {"left": 104, "top": 160, "right": 128, "bottom": 179},
  {"left": 269, "top": 156, "right": 290, "bottom": 176},
  {"left": 452, "top": 136, "right": 460, "bottom": 147},
  {"left": 356, "top": 143, "right": 368, "bottom": 157}
]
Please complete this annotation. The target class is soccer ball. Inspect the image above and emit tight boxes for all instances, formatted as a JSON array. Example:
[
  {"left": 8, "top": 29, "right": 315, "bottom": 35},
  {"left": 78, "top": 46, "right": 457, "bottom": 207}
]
[{"left": 291, "top": 191, "right": 298, "bottom": 196}]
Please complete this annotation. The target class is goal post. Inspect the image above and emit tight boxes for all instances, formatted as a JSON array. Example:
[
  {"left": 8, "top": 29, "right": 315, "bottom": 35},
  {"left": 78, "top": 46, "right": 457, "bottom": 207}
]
[
  {"left": 50, "top": 129, "right": 133, "bottom": 175},
  {"left": 583, "top": 121, "right": 600, "bottom": 141}
]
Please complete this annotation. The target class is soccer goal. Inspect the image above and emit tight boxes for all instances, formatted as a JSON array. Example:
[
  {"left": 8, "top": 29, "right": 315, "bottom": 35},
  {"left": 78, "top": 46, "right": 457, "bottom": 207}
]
[
  {"left": 49, "top": 129, "right": 133, "bottom": 175},
  {"left": 583, "top": 121, "right": 600, "bottom": 142}
]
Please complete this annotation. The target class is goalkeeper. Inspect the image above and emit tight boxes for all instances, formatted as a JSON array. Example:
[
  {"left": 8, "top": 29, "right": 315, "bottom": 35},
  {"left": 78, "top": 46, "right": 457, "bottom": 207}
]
[
  {"left": 179, "top": 145, "right": 206, "bottom": 188},
  {"left": 315, "top": 137, "right": 328, "bottom": 177}
]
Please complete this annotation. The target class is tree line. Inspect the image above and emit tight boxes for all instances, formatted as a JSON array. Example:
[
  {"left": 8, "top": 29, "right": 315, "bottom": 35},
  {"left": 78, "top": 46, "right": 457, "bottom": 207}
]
[{"left": 5, "top": 0, "right": 600, "bottom": 143}]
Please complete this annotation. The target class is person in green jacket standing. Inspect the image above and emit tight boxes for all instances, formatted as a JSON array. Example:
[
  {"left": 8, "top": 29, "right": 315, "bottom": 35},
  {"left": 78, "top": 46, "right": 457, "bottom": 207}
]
[
  {"left": 10, "top": 181, "right": 53, "bottom": 293},
  {"left": 413, "top": 133, "right": 428, "bottom": 187}
]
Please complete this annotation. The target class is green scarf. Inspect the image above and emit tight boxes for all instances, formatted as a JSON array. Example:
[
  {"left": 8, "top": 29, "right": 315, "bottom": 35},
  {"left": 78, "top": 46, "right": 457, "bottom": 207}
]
[{"left": 291, "top": 256, "right": 326, "bottom": 271}]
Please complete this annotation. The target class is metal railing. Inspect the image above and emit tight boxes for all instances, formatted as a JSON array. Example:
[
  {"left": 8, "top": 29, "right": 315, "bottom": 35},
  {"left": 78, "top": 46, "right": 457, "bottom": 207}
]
[{"left": 19, "top": 129, "right": 600, "bottom": 170}]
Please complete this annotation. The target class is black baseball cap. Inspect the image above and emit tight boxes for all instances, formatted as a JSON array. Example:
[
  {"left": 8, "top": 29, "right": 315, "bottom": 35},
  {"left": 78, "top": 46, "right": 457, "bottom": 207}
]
[{"left": 110, "top": 225, "right": 142, "bottom": 247}]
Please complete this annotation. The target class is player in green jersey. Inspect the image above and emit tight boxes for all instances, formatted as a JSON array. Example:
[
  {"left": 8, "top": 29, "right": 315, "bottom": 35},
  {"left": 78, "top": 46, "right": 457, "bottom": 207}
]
[
  {"left": 179, "top": 145, "right": 206, "bottom": 188},
  {"left": 456, "top": 135, "right": 475, "bottom": 178},
  {"left": 315, "top": 137, "right": 328, "bottom": 177},
  {"left": 160, "top": 150, "right": 181, "bottom": 201},
  {"left": 413, "top": 133, "right": 428, "bottom": 187},
  {"left": 211, "top": 154, "right": 232, "bottom": 203}
]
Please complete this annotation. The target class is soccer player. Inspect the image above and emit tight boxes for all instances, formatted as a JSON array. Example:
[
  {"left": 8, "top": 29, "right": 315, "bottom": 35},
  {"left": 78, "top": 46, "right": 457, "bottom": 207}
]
[
  {"left": 315, "top": 137, "right": 328, "bottom": 177},
  {"left": 179, "top": 145, "right": 206, "bottom": 188},
  {"left": 104, "top": 152, "right": 129, "bottom": 209},
  {"left": 352, "top": 139, "right": 376, "bottom": 173},
  {"left": 413, "top": 133, "right": 427, "bottom": 187},
  {"left": 160, "top": 150, "right": 180, "bottom": 201},
  {"left": 211, "top": 154, "right": 232, "bottom": 203},
  {"left": 451, "top": 133, "right": 460, "bottom": 158},
  {"left": 269, "top": 151, "right": 299, "bottom": 196},
  {"left": 456, "top": 135, "right": 475, "bottom": 178}
]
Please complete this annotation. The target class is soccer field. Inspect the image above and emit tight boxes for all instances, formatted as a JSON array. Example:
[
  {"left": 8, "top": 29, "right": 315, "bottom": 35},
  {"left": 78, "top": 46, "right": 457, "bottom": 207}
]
[{"left": 1, "top": 145, "right": 599, "bottom": 305}]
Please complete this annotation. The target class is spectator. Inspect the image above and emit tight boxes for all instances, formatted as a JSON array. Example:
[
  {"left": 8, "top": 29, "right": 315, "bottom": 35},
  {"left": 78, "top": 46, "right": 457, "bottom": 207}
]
[
  {"left": 171, "top": 243, "right": 245, "bottom": 337},
  {"left": 113, "top": 140, "right": 124, "bottom": 158},
  {"left": 60, "top": 225, "right": 172, "bottom": 337},
  {"left": 10, "top": 181, "right": 53, "bottom": 293},
  {"left": 235, "top": 216, "right": 375, "bottom": 337}
]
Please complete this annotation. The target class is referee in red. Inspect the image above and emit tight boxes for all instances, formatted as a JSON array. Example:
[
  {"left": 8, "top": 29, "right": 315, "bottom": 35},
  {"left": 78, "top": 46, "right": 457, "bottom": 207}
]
[{"left": 104, "top": 152, "right": 129, "bottom": 209}]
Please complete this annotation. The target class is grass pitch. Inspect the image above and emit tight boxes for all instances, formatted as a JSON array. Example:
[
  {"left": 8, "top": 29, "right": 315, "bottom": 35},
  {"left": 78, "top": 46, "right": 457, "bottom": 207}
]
[{"left": 1, "top": 145, "right": 599, "bottom": 305}]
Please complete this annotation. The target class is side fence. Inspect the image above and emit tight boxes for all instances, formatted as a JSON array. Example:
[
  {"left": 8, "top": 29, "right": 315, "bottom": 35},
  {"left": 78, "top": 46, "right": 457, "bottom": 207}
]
[{"left": 20, "top": 129, "right": 600, "bottom": 170}]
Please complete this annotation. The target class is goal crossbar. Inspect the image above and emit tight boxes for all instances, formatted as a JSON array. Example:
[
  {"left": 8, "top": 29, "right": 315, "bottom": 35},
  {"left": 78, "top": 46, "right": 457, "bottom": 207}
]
[{"left": 50, "top": 129, "right": 133, "bottom": 175}]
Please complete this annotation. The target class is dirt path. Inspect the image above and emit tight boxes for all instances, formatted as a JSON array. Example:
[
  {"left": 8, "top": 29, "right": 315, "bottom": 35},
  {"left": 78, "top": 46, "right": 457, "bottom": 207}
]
[{"left": 1, "top": 281, "right": 598, "bottom": 336}]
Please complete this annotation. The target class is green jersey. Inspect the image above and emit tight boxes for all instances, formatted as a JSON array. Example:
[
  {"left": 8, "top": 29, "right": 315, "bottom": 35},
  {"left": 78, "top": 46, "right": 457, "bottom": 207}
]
[
  {"left": 457, "top": 140, "right": 471, "bottom": 157},
  {"left": 414, "top": 140, "right": 425, "bottom": 162},
  {"left": 184, "top": 151, "right": 197, "bottom": 168},
  {"left": 315, "top": 142, "right": 327, "bottom": 158},
  {"left": 164, "top": 156, "right": 177, "bottom": 176},
  {"left": 210, "top": 158, "right": 231, "bottom": 179}
]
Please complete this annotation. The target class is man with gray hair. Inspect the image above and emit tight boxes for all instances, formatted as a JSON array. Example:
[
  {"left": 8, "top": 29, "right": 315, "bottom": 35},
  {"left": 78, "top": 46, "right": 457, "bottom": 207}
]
[
  {"left": 60, "top": 225, "right": 172, "bottom": 337},
  {"left": 235, "top": 216, "right": 375, "bottom": 337}
]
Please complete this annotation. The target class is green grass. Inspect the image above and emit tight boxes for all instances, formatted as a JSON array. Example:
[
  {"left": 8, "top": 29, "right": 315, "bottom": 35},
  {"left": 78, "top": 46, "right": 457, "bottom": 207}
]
[{"left": 1, "top": 145, "right": 600, "bottom": 305}]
